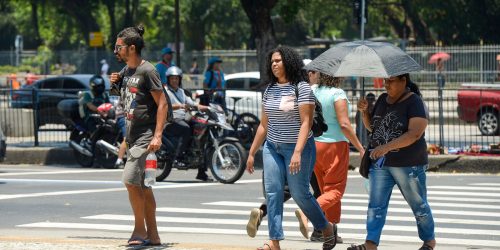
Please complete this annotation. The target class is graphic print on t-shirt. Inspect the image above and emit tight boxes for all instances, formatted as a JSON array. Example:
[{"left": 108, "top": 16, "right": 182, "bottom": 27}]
[
  {"left": 123, "top": 76, "right": 140, "bottom": 120},
  {"left": 371, "top": 111, "right": 403, "bottom": 149}
]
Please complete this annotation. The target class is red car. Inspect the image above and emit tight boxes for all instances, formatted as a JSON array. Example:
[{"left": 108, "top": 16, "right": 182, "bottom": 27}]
[{"left": 457, "top": 84, "right": 500, "bottom": 136}]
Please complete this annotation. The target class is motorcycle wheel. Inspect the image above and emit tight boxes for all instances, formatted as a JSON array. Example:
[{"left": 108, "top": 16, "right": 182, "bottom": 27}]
[
  {"left": 234, "top": 113, "right": 260, "bottom": 148},
  {"left": 208, "top": 141, "right": 247, "bottom": 184},
  {"left": 71, "top": 131, "right": 93, "bottom": 167},
  {"left": 156, "top": 159, "right": 173, "bottom": 182}
]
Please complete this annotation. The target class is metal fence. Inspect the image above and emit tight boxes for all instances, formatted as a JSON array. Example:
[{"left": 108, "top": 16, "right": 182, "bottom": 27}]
[
  {"left": 1, "top": 44, "right": 499, "bottom": 86},
  {"left": 1, "top": 86, "right": 498, "bottom": 152}
]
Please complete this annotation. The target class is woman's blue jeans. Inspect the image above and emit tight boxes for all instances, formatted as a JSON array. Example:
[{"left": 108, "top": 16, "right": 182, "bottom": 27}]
[
  {"left": 263, "top": 137, "right": 328, "bottom": 240},
  {"left": 366, "top": 163, "right": 435, "bottom": 245}
]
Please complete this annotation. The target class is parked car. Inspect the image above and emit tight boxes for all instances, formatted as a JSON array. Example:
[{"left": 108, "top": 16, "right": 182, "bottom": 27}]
[
  {"left": 225, "top": 71, "right": 261, "bottom": 90},
  {"left": 457, "top": 83, "right": 500, "bottom": 136},
  {"left": 10, "top": 74, "right": 110, "bottom": 126}
]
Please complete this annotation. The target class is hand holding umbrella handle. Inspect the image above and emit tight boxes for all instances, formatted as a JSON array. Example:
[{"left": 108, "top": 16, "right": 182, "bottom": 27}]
[{"left": 357, "top": 98, "right": 369, "bottom": 113}]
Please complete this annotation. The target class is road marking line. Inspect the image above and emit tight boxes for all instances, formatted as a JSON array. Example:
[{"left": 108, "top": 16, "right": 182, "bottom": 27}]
[
  {"left": 346, "top": 190, "right": 500, "bottom": 198},
  {"left": 16, "top": 222, "right": 500, "bottom": 247},
  {"left": 0, "top": 169, "right": 122, "bottom": 177},
  {"left": 84, "top": 213, "right": 500, "bottom": 231},
  {"left": 344, "top": 193, "right": 500, "bottom": 203},
  {"left": 205, "top": 201, "right": 500, "bottom": 217},
  {"left": 0, "top": 179, "right": 261, "bottom": 200},
  {"left": 470, "top": 183, "right": 500, "bottom": 187},
  {"left": 341, "top": 198, "right": 500, "bottom": 210},
  {"left": 0, "top": 178, "right": 125, "bottom": 185},
  {"left": 428, "top": 186, "right": 500, "bottom": 191}
]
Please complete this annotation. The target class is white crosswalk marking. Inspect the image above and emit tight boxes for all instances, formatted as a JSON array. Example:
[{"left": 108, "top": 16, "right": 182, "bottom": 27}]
[{"left": 16, "top": 183, "right": 500, "bottom": 248}]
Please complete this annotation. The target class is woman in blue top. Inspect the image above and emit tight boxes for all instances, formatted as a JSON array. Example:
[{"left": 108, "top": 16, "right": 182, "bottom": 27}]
[
  {"left": 246, "top": 46, "right": 337, "bottom": 250},
  {"left": 304, "top": 72, "right": 365, "bottom": 241}
]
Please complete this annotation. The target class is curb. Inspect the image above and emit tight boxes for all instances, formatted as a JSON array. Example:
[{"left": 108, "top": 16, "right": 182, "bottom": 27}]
[{"left": 3, "top": 146, "right": 500, "bottom": 174}]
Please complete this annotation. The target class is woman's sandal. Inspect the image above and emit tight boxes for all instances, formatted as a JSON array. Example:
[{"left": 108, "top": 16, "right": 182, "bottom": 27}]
[
  {"left": 257, "top": 243, "right": 272, "bottom": 250},
  {"left": 322, "top": 223, "right": 338, "bottom": 250},
  {"left": 418, "top": 243, "right": 434, "bottom": 250},
  {"left": 347, "top": 244, "right": 367, "bottom": 250}
]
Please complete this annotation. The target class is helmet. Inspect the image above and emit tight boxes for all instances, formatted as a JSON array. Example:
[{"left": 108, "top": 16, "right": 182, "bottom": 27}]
[
  {"left": 166, "top": 66, "right": 183, "bottom": 86},
  {"left": 166, "top": 66, "right": 183, "bottom": 78},
  {"left": 89, "top": 75, "right": 106, "bottom": 96}
]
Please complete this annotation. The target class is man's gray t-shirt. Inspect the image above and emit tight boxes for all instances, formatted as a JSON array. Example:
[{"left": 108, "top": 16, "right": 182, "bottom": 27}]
[{"left": 120, "top": 61, "right": 163, "bottom": 145}]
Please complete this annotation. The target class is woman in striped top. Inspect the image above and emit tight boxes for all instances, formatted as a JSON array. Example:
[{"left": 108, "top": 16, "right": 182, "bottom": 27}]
[{"left": 246, "top": 46, "right": 337, "bottom": 250}]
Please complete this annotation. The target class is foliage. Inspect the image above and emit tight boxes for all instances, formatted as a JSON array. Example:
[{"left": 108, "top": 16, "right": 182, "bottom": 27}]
[{"left": 0, "top": 0, "right": 499, "bottom": 54}]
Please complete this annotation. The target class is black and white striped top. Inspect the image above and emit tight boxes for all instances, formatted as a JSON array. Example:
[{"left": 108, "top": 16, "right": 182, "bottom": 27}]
[{"left": 263, "top": 81, "right": 315, "bottom": 143}]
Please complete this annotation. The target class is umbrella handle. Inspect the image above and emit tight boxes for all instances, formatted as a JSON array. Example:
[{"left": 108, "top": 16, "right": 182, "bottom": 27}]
[{"left": 361, "top": 77, "right": 365, "bottom": 97}]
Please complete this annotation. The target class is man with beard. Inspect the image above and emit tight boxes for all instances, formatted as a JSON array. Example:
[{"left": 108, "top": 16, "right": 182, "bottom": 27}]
[{"left": 110, "top": 25, "right": 167, "bottom": 247}]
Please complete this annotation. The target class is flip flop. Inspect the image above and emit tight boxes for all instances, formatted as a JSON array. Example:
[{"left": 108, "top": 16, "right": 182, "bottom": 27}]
[{"left": 127, "top": 237, "right": 149, "bottom": 246}]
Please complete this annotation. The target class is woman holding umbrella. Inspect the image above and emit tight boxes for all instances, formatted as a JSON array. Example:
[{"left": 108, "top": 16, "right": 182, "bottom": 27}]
[
  {"left": 349, "top": 73, "right": 436, "bottom": 250},
  {"left": 246, "top": 46, "right": 337, "bottom": 250}
]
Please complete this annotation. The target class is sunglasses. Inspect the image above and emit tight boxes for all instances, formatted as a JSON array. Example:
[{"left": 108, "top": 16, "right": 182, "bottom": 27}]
[{"left": 114, "top": 44, "right": 128, "bottom": 52}]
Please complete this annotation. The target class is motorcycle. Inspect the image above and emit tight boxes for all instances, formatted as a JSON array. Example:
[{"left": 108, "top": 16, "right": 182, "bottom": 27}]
[
  {"left": 57, "top": 96, "right": 123, "bottom": 168},
  {"left": 156, "top": 103, "right": 247, "bottom": 184}
]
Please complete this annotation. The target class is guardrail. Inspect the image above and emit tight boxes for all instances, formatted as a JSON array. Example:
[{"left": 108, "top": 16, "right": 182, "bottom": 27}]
[{"left": 0, "top": 87, "right": 498, "bottom": 152}]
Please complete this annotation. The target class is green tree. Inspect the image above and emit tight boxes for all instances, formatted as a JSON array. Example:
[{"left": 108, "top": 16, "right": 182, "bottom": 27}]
[{"left": 241, "top": 0, "right": 278, "bottom": 81}]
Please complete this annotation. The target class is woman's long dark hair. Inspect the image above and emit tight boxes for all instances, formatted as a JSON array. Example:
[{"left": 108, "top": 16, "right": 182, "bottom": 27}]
[
  {"left": 398, "top": 73, "right": 422, "bottom": 97},
  {"left": 265, "top": 46, "right": 307, "bottom": 85},
  {"left": 117, "top": 24, "right": 145, "bottom": 55}
]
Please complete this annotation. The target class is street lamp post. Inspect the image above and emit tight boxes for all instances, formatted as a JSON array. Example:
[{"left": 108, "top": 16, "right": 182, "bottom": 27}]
[{"left": 175, "top": 0, "right": 181, "bottom": 68}]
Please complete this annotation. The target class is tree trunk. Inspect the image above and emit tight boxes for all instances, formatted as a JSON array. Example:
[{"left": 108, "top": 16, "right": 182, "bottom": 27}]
[
  {"left": 30, "top": 0, "right": 42, "bottom": 47},
  {"left": 401, "top": 0, "right": 434, "bottom": 45},
  {"left": 103, "top": 0, "right": 117, "bottom": 50},
  {"left": 124, "top": 0, "right": 133, "bottom": 28},
  {"left": 382, "top": 6, "right": 410, "bottom": 40},
  {"left": 241, "top": 0, "right": 278, "bottom": 83},
  {"left": 56, "top": 0, "right": 100, "bottom": 45}
]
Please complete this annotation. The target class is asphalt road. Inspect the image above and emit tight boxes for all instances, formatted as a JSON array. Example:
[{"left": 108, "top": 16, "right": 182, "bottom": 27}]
[{"left": 0, "top": 164, "right": 499, "bottom": 250}]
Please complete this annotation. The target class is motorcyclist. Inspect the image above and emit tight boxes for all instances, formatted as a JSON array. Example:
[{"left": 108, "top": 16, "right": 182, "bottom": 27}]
[
  {"left": 79, "top": 75, "right": 110, "bottom": 131},
  {"left": 162, "top": 66, "right": 211, "bottom": 181}
]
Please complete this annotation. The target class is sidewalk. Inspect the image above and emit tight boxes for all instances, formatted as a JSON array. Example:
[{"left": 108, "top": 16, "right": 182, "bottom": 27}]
[{"left": 3, "top": 145, "right": 500, "bottom": 173}]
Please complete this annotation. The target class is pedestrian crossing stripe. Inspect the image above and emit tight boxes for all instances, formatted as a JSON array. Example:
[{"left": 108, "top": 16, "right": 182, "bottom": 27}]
[
  {"left": 16, "top": 221, "right": 500, "bottom": 248},
  {"left": 80, "top": 214, "right": 500, "bottom": 236},
  {"left": 427, "top": 186, "right": 500, "bottom": 191},
  {"left": 204, "top": 201, "right": 500, "bottom": 218},
  {"left": 154, "top": 207, "right": 500, "bottom": 226},
  {"left": 344, "top": 193, "right": 500, "bottom": 203},
  {"left": 340, "top": 198, "right": 500, "bottom": 210},
  {"left": 470, "top": 183, "right": 500, "bottom": 187}
]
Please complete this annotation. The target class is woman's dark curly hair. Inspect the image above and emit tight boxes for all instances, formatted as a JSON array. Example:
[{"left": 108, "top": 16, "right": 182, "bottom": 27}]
[
  {"left": 265, "top": 46, "right": 307, "bottom": 85},
  {"left": 117, "top": 24, "right": 145, "bottom": 55}
]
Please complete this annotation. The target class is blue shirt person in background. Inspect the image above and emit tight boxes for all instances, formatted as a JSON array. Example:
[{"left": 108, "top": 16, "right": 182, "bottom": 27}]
[
  {"left": 155, "top": 47, "right": 175, "bottom": 84},
  {"left": 202, "top": 56, "right": 226, "bottom": 109}
]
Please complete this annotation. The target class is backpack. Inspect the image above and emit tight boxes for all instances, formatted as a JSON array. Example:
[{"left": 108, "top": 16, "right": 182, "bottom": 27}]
[
  {"left": 264, "top": 82, "right": 328, "bottom": 137},
  {"left": 293, "top": 84, "right": 328, "bottom": 137},
  {"left": 162, "top": 87, "right": 175, "bottom": 124}
]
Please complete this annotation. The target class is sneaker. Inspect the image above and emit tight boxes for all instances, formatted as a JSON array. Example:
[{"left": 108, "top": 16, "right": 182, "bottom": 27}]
[
  {"left": 295, "top": 209, "right": 309, "bottom": 239},
  {"left": 246, "top": 208, "right": 262, "bottom": 238},
  {"left": 195, "top": 172, "right": 214, "bottom": 182}
]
